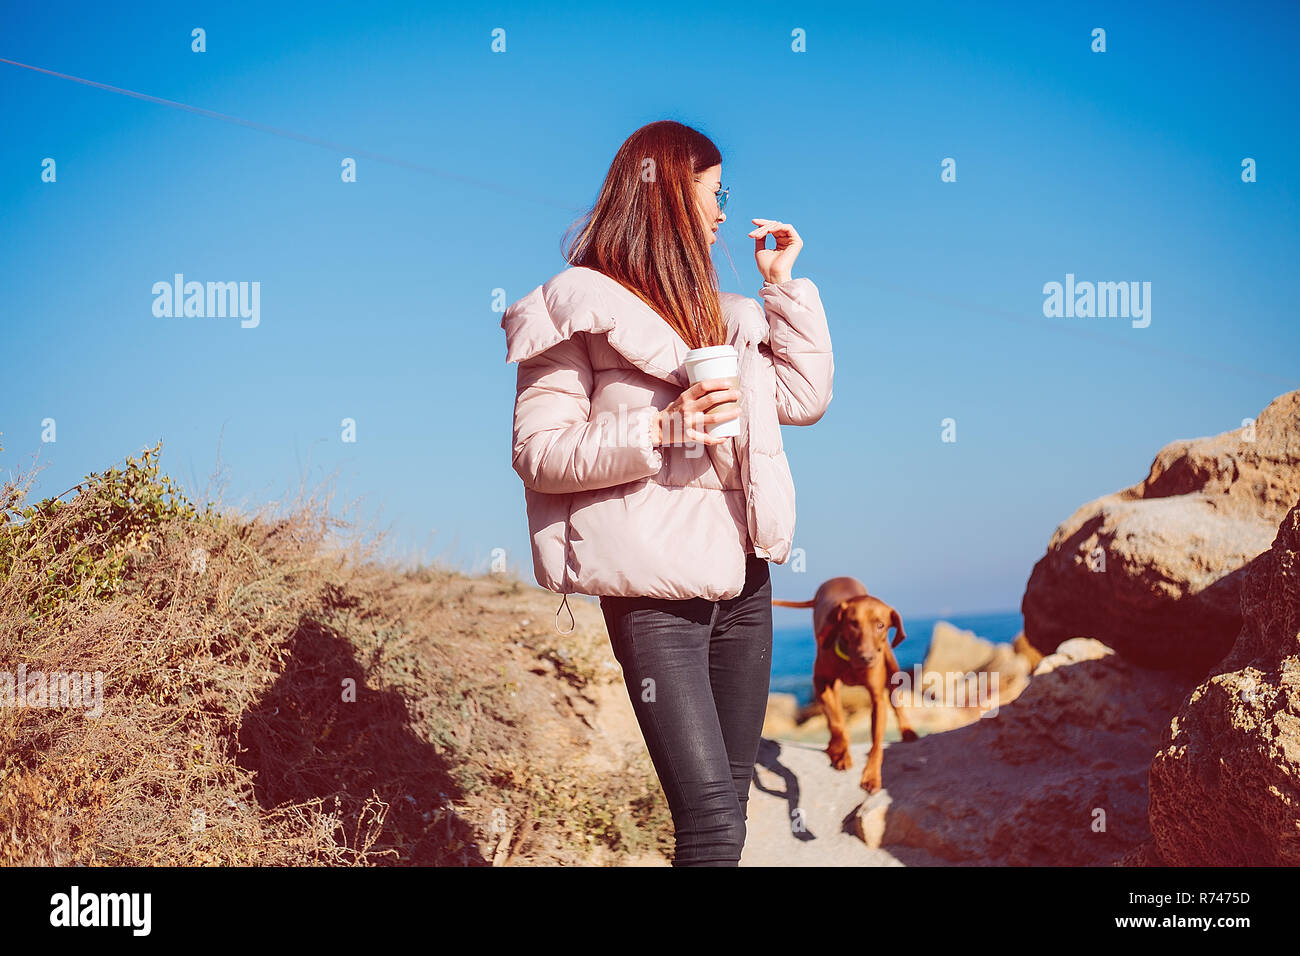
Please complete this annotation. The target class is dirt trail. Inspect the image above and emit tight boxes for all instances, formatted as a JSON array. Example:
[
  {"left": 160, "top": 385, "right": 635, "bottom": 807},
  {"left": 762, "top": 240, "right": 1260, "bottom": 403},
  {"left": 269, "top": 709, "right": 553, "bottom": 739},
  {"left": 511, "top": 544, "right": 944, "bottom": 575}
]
[
  {"left": 741, "top": 735, "right": 950, "bottom": 866},
  {"left": 588, "top": 663, "right": 946, "bottom": 866},
  {"left": 520, "top": 589, "right": 953, "bottom": 866}
]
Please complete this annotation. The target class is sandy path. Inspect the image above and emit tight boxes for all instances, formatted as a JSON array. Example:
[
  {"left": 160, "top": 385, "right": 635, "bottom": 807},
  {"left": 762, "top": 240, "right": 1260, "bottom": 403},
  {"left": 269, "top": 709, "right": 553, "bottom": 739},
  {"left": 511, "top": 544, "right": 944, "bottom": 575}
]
[{"left": 740, "top": 735, "right": 949, "bottom": 866}]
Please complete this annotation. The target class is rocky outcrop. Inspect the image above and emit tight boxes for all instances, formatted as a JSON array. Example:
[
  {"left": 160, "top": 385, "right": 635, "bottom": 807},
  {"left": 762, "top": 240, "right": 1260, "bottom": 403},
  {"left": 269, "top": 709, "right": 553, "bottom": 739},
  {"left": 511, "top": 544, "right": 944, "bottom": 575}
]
[
  {"left": 865, "top": 638, "right": 1199, "bottom": 864},
  {"left": 1022, "top": 389, "right": 1300, "bottom": 674},
  {"left": 921, "top": 621, "right": 1033, "bottom": 704},
  {"left": 1146, "top": 498, "right": 1300, "bottom": 865},
  {"left": 772, "top": 624, "right": 1034, "bottom": 739}
]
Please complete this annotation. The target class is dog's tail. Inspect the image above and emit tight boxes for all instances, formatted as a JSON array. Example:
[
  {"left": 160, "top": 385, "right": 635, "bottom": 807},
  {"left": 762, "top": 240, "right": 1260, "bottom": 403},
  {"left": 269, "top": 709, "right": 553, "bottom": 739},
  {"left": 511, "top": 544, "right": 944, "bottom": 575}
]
[{"left": 771, "top": 599, "right": 817, "bottom": 608}]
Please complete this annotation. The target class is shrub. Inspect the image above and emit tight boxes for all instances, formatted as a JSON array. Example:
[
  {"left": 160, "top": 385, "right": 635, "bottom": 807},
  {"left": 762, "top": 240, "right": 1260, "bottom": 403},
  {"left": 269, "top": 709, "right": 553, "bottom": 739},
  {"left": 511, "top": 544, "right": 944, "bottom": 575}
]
[{"left": 0, "top": 440, "right": 203, "bottom": 619}]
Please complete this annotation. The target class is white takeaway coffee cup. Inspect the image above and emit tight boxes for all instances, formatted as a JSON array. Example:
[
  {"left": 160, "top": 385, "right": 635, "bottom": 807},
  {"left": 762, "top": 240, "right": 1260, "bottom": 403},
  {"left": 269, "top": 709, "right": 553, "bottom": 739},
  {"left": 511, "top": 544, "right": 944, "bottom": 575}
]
[{"left": 683, "top": 345, "right": 741, "bottom": 439}]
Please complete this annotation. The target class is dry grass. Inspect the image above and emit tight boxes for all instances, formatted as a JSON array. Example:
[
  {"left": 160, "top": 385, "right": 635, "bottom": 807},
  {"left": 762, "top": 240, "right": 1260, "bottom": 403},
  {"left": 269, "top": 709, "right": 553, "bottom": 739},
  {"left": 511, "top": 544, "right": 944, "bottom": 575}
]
[{"left": 0, "top": 442, "right": 672, "bottom": 866}]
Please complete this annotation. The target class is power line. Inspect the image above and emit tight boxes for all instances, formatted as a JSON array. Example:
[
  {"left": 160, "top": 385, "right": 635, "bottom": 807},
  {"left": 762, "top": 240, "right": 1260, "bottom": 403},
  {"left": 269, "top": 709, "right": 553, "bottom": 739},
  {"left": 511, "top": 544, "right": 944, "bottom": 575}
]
[
  {"left": 0, "top": 55, "right": 578, "bottom": 210},
  {"left": 3, "top": 55, "right": 1295, "bottom": 388}
]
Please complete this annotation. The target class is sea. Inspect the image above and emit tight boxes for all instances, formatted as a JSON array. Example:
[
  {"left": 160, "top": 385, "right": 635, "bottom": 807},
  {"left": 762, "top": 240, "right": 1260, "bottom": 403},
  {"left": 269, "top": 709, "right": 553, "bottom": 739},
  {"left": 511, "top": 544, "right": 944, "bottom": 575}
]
[{"left": 770, "top": 609, "right": 1025, "bottom": 708}]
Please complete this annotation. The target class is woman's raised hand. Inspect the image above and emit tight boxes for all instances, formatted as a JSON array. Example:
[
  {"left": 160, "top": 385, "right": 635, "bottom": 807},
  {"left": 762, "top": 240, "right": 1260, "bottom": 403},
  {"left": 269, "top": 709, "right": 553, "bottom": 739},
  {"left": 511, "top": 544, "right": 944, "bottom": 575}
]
[
  {"left": 652, "top": 379, "right": 741, "bottom": 446},
  {"left": 749, "top": 218, "right": 803, "bottom": 284}
]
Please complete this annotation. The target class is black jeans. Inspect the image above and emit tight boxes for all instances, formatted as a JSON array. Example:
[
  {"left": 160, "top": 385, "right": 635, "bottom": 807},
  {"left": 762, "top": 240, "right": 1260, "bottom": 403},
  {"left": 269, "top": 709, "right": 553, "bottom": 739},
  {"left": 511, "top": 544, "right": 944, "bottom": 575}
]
[{"left": 598, "top": 553, "right": 773, "bottom": 866}]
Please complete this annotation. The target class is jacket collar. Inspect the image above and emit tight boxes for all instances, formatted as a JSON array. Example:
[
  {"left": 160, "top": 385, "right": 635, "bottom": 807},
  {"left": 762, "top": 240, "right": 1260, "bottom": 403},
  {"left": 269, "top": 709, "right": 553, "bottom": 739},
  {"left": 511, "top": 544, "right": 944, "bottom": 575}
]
[{"left": 501, "top": 266, "right": 767, "bottom": 388}]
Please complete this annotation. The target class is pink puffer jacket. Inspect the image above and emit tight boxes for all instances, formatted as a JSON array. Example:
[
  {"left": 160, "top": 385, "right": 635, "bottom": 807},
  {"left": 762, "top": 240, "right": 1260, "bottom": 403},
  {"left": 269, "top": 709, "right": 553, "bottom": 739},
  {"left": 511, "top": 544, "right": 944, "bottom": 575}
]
[{"left": 501, "top": 265, "right": 832, "bottom": 627}]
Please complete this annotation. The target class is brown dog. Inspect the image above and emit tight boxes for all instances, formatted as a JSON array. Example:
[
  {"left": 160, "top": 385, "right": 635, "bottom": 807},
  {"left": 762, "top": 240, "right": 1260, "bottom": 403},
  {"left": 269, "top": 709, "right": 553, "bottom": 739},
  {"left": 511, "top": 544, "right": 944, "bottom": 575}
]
[{"left": 773, "top": 578, "right": 917, "bottom": 793}]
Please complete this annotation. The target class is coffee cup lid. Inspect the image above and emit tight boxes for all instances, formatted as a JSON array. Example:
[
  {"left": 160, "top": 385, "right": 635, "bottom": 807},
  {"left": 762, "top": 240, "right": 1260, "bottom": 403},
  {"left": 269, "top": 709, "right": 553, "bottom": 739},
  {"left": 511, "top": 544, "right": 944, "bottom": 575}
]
[{"left": 684, "top": 345, "right": 737, "bottom": 362}]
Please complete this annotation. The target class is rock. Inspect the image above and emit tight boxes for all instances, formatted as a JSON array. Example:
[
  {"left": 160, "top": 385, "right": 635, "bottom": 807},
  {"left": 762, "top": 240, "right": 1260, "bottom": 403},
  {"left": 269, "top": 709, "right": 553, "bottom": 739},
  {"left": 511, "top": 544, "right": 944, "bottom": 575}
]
[
  {"left": 762, "top": 693, "right": 801, "bottom": 736},
  {"left": 922, "top": 623, "right": 1031, "bottom": 690},
  {"left": 1022, "top": 389, "right": 1300, "bottom": 674},
  {"left": 981, "top": 643, "right": 1032, "bottom": 698},
  {"left": 789, "top": 623, "right": 1034, "bottom": 738},
  {"left": 851, "top": 790, "right": 893, "bottom": 847},
  {"left": 1013, "top": 632, "right": 1043, "bottom": 671},
  {"left": 869, "top": 637, "right": 1199, "bottom": 863},
  {"left": 894, "top": 622, "right": 1032, "bottom": 732},
  {"left": 1147, "top": 498, "right": 1300, "bottom": 865},
  {"left": 923, "top": 621, "right": 1000, "bottom": 674},
  {"left": 1118, "top": 838, "right": 1166, "bottom": 867},
  {"left": 796, "top": 684, "right": 867, "bottom": 722}
]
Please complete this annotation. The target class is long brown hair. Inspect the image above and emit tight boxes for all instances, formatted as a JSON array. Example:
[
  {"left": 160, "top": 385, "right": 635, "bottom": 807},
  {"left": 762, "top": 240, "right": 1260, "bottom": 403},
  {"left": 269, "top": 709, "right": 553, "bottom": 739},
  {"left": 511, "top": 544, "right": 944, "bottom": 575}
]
[{"left": 562, "top": 120, "right": 727, "bottom": 350}]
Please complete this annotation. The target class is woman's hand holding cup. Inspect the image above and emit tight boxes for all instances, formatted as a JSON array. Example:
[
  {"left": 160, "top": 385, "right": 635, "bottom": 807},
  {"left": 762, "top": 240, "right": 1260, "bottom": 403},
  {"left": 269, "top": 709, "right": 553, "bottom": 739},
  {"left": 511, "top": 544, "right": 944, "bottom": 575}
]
[{"left": 651, "top": 379, "right": 742, "bottom": 446}]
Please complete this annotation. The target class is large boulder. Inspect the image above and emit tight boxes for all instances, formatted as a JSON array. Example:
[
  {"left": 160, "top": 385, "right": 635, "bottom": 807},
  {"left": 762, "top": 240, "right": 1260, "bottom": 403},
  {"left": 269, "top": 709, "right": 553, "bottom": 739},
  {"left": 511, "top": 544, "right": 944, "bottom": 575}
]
[
  {"left": 1022, "top": 389, "right": 1300, "bottom": 674},
  {"left": 923, "top": 621, "right": 1033, "bottom": 701},
  {"left": 870, "top": 638, "right": 1199, "bottom": 864},
  {"left": 1147, "top": 498, "right": 1300, "bottom": 865}
]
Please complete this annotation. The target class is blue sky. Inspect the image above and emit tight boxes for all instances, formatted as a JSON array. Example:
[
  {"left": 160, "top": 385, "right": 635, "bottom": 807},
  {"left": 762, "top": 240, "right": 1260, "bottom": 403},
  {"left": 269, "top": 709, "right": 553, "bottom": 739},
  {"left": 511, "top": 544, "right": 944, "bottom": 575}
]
[{"left": 2, "top": 0, "right": 1296, "bottom": 627}]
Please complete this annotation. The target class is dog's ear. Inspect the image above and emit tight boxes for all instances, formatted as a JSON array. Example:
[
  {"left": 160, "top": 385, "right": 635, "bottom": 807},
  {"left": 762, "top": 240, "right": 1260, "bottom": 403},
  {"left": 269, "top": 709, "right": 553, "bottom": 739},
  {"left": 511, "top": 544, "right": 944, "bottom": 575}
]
[
  {"left": 889, "top": 606, "right": 906, "bottom": 648},
  {"left": 815, "top": 602, "right": 847, "bottom": 646}
]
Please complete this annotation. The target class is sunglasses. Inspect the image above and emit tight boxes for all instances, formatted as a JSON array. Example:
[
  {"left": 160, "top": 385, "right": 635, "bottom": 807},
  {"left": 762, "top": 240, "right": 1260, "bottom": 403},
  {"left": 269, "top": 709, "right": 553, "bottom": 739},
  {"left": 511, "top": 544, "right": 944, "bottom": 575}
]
[{"left": 695, "top": 179, "right": 729, "bottom": 212}]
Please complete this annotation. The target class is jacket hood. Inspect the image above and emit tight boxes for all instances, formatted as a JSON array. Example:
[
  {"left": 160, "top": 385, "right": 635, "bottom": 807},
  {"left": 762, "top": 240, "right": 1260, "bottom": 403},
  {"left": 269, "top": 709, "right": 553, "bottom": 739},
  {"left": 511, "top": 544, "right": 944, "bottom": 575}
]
[{"left": 501, "top": 266, "right": 769, "bottom": 387}]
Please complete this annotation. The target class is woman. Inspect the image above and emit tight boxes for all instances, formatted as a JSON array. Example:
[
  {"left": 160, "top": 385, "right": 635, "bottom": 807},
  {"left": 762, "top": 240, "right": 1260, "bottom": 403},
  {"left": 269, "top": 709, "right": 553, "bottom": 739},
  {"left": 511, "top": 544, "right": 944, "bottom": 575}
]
[{"left": 501, "top": 120, "right": 833, "bottom": 866}]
